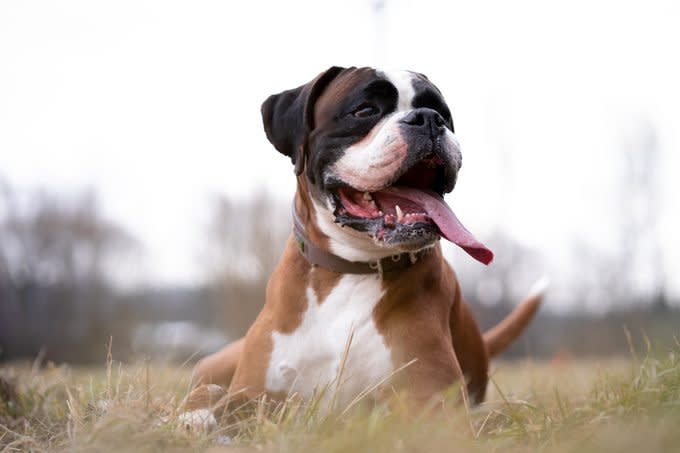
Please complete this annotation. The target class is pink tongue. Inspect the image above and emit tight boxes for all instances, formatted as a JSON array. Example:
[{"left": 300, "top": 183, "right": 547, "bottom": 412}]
[{"left": 379, "top": 187, "right": 494, "bottom": 265}]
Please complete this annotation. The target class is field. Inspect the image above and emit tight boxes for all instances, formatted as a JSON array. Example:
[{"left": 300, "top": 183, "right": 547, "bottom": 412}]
[{"left": 1, "top": 345, "right": 679, "bottom": 452}]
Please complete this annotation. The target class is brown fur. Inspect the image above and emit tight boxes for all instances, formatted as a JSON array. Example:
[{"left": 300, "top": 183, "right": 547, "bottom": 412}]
[
  {"left": 187, "top": 67, "right": 542, "bottom": 414},
  {"left": 191, "top": 195, "right": 540, "bottom": 406}
]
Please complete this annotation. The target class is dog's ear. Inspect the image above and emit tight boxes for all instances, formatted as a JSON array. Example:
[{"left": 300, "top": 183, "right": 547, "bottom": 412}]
[{"left": 261, "top": 66, "right": 345, "bottom": 175}]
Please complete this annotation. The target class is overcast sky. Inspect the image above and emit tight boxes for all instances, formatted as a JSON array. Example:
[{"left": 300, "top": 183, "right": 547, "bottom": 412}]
[{"left": 1, "top": 0, "right": 679, "bottom": 307}]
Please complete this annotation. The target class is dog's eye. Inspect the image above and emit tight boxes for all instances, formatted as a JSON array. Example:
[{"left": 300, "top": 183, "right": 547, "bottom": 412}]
[{"left": 352, "top": 104, "right": 379, "bottom": 118}]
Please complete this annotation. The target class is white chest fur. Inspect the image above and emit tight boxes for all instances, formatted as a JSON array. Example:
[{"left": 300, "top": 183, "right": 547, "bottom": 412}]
[{"left": 265, "top": 274, "right": 394, "bottom": 408}]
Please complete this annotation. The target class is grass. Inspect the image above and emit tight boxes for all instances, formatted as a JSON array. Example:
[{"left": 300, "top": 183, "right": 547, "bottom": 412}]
[{"left": 1, "top": 343, "right": 679, "bottom": 452}]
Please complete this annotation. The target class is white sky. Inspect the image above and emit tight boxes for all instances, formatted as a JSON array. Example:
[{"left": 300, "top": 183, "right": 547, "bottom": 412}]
[{"left": 1, "top": 0, "right": 679, "bottom": 305}]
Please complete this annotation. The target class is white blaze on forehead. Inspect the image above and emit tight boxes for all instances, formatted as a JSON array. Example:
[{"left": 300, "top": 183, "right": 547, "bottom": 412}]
[{"left": 380, "top": 70, "right": 416, "bottom": 112}]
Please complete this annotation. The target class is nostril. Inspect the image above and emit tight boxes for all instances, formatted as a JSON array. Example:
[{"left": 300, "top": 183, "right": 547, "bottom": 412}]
[
  {"left": 402, "top": 111, "right": 425, "bottom": 126},
  {"left": 434, "top": 114, "right": 445, "bottom": 128}
]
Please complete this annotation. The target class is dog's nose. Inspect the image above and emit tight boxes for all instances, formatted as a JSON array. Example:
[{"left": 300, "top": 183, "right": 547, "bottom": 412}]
[{"left": 400, "top": 108, "right": 446, "bottom": 135}]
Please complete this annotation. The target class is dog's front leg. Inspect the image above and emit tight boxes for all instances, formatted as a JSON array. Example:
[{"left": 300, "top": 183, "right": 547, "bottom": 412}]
[{"left": 191, "top": 337, "right": 245, "bottom": 388}]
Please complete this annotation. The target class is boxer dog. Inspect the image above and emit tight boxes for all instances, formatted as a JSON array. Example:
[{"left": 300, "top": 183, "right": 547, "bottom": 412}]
[{"left": 181, "top": 67, "right": 544, "bottom": 427}]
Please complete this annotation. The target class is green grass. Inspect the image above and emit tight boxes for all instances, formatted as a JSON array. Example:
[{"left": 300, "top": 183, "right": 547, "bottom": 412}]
[{"left": 1, "top": 345, "right": 679, "bottom": 452}]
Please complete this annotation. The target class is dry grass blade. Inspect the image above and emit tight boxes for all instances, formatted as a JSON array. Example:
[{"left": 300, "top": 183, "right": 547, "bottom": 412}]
[
  {"left": 340, "top": 358, "right": 418, "bottom": 417},
  {"left": 327, "top": 327, "right": 355, "bottom": 414}
]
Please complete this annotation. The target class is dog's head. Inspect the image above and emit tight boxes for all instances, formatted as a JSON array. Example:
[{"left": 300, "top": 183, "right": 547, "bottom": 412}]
[{"left": 261, "top": 66, "right": 492, "bottom": 265}]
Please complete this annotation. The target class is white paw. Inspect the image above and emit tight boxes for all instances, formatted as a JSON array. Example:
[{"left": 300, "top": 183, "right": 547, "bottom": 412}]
[
  {"left": 177, "top": 408, "right": 217, "bottom": 433},
  {"left": 215, "top": 435, "right": 234, "bottom": 445}
]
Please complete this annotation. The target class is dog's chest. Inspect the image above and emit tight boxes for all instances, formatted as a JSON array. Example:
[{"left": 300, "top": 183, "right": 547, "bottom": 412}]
[{"left": 265, "top": 274, "right": 394, "bottom": 407}]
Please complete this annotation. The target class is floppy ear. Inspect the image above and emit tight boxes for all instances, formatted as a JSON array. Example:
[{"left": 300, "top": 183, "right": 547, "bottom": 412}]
[{"left": 261, "top": 66, "right": 345, "bottom": 175}]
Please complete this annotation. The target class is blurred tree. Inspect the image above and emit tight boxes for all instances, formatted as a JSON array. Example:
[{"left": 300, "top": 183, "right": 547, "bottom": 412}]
[
  {"left": 0, "top": 177, "right": 139, "bottom": 362},
  {"left": 562, "top": 118, "right": 667, "bottom": 310},
  {"left": 617, "top": 118, "right": 666, "bottom": 305},
  {"left": 201, "top": 191, "right": 289, "bottom": 337}
]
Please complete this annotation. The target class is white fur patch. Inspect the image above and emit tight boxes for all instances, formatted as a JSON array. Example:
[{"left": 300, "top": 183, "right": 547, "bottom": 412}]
[
  {"left": 265, "top": 274, "right": 394, "bottom": 409},
  {"left": 331, "top": 111, "right": 409, "bottom": 192},
  {"left": 381, "top": 70, "right": 417, "bottom": 111}
]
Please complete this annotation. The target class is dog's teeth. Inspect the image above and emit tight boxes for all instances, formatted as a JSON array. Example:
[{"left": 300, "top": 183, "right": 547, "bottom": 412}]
[
  {"left": 363, "top": 192, "right": 372, "bottom": 201},
  {"left": 395, "top": 205, "right": 404, "bottom": 222}
]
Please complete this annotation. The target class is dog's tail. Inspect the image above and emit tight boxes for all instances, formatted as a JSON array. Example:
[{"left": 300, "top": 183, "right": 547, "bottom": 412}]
[{"left": 483, "top": 277, "right": 548, "bottom": 358}]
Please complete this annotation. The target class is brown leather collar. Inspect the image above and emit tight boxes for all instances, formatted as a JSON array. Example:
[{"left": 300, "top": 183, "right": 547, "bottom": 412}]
[{"left": 292, "top": 204, "right": 430, "bottom": 275}]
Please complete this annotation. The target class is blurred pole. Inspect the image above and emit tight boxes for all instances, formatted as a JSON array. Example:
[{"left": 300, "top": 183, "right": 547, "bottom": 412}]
[{"left": 370, "top": 0, "right": 387, "bottom": 67}]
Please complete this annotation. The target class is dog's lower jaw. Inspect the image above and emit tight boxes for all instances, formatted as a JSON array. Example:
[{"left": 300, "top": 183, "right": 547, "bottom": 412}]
[{"left": 313, "top": 198, "right": 437, "bottom": 263}]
